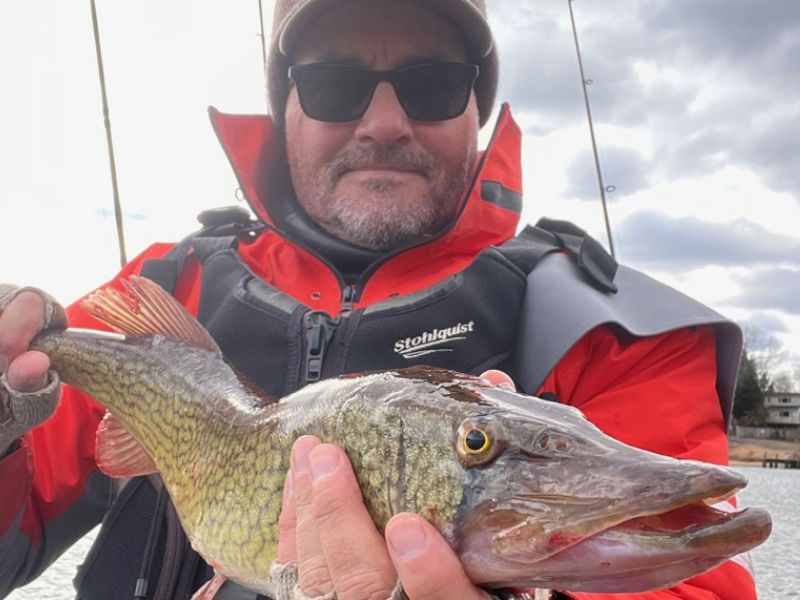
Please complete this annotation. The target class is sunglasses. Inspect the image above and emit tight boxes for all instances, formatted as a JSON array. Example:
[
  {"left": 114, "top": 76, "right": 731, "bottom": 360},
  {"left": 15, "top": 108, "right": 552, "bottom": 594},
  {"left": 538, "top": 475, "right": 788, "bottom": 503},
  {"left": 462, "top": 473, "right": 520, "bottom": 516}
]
[{"left": 287, "top": 62, "right": 479, "bottom": 123}]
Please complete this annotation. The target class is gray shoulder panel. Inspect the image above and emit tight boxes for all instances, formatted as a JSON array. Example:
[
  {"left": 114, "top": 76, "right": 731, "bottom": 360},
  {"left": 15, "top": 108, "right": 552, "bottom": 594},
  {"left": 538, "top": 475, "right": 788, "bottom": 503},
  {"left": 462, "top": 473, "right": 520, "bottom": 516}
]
[{"left": 511, "top": 253, "right": 742, "bottom": 424}]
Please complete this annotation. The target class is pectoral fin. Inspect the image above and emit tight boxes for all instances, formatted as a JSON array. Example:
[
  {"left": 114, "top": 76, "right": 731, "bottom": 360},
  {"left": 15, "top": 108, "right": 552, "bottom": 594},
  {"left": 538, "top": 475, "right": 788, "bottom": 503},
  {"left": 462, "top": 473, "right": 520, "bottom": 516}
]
[{"left": 95, "top": 411, "right": 158, "bottom": 477}]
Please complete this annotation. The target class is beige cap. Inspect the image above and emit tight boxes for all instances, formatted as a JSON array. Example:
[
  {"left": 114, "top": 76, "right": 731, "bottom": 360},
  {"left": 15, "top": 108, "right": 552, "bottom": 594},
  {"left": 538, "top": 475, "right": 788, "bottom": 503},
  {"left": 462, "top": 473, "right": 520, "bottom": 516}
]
[{"left": 267, "top": 0, "right": 499, "bottom": 128}]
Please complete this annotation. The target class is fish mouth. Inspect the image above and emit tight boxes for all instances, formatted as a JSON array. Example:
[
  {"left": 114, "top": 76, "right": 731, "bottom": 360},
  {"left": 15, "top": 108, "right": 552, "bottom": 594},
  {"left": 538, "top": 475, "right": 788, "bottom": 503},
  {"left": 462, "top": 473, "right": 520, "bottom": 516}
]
[
  {"left": 459, "top": 467, "right": 772, "bottom": 593},
  {"left": 490, "top": 502, "right": 770, "bottom": 593}
]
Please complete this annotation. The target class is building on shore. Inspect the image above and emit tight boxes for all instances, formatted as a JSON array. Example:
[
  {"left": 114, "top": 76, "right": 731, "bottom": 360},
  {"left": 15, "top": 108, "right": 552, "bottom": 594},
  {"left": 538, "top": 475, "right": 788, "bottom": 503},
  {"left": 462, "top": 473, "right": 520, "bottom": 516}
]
[
  {"left": 764, "top": 391, "right": 800, "bottom": 426},
  {"left": 737, "top": 391, "right": 800, "bottom": 440}
]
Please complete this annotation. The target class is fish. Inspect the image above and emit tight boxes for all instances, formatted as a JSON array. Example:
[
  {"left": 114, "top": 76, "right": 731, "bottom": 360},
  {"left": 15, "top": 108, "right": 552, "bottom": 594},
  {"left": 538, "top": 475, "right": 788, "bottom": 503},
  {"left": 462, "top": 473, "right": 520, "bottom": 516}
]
[{"left": 31, "top": 276, "right": 772, "bottom": 595}]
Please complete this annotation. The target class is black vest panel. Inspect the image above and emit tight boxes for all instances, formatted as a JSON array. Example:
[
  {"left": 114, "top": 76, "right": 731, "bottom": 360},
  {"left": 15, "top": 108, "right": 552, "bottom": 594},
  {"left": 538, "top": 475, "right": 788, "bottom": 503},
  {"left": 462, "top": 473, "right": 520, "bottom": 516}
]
[
  {"left": 74, "top": 478, "right": 165, "bottom": 600},
  {"left": 195, "top": 246, "right": 528, "bottom": 398},
  {"left": 198, "top": 249, "right": 308, "bottom": 397}
]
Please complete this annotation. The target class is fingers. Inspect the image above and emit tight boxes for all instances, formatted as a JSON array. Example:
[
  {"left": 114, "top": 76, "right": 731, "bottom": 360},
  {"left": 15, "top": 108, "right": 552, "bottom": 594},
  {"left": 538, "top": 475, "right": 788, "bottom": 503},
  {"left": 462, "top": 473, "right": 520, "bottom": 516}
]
[
  {"left": 480, "top": 369, "right": 516, "bottom": 390},
  {"left": 6, "top": 351, "right": 50, "bottom": 392},
  {"left": 386, "top": 513, "right": 489, "bottom": 600},
  {"left": 276, "top": 471, "right": 297, "bottom": 564},
  {"left": 290, "top": 435, "right": 334, "bottom": 596},
  {"left": 306, "top": 443, "right": 397, "bottom": 600},
  {"left": 0, "top": 292, "right": 51, "bottom": 393},
  {"left": 280, "top": 437, "right": 397, "bottom": 600},
  {"left": 0, "top": 291, "right": 46, "bottom": 361},
  {"left": 279, "top": 438, "right": 488, "bottom": 600}
]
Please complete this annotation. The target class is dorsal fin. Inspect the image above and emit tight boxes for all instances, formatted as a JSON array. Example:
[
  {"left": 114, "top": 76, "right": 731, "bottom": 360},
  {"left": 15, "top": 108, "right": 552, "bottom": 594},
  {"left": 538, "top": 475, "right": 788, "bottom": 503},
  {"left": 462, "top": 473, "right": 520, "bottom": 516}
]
[{"left": 82, "top": 275, "right": 220, "bottom": 354}]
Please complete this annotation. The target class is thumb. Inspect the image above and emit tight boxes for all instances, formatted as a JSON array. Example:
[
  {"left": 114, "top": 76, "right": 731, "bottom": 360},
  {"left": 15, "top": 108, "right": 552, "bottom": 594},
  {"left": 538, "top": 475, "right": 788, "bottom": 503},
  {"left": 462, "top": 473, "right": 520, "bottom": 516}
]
[
  {"left": 479, "top": 369, "right": 516, "bottom": 391},
  {"left": 7, "top": 351, "right": 51, "bottom": 393}
]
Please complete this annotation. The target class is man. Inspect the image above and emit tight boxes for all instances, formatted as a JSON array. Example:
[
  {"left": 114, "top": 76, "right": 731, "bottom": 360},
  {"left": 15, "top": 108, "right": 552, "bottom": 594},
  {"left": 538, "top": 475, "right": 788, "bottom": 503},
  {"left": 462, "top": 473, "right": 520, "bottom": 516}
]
[{"left": 0, "top": 1, "right": 757, "bottom": 599}]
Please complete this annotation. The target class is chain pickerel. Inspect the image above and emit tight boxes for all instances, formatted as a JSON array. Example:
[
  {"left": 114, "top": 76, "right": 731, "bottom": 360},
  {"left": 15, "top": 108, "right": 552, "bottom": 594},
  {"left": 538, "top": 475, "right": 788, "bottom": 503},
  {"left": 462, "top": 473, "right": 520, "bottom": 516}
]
[{"left": 31, "top": 276, "right": 771, "bottom": 596}]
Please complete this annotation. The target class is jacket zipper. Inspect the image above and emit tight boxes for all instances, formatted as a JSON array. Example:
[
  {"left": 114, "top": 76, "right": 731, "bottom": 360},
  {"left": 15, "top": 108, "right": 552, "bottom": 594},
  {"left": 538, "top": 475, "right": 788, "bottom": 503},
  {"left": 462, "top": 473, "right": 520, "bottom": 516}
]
[
  {"left": 302, "top": 284, "right": 357, "bottom": 384},
  {"left": 303, "top": 311, "right": 337, "bottom": 382},
  {"left": 341, "top": 284, "right": 356, "bottom": 312}
]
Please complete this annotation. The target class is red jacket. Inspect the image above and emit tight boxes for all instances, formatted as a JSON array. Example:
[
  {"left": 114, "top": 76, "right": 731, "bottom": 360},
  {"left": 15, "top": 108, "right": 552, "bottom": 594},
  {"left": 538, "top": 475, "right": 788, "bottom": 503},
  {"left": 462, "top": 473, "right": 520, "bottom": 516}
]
[{"left": 0, "top": 105, "right": 756, "bottom": 599}]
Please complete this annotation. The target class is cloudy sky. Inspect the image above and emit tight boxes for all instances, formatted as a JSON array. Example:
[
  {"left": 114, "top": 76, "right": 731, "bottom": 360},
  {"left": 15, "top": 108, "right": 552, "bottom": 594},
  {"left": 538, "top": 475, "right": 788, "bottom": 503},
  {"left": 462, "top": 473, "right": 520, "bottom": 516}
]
[{"left": 1, "top": 1, "right": 798, "bottom": 380}]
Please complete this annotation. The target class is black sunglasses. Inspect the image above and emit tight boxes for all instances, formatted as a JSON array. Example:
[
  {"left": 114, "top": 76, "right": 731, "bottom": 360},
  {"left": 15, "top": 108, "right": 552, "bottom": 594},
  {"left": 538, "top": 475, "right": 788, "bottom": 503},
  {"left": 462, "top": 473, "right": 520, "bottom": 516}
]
[{"left": 287, "top": 62, "right": 479, "bottom": 123}]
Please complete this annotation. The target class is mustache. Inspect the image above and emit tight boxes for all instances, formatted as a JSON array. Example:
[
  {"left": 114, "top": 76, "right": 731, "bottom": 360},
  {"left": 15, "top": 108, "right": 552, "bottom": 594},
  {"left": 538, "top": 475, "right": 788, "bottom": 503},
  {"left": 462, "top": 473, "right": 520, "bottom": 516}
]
[{"left": 328, "top": 144, "right": 436, "bottom": 181}]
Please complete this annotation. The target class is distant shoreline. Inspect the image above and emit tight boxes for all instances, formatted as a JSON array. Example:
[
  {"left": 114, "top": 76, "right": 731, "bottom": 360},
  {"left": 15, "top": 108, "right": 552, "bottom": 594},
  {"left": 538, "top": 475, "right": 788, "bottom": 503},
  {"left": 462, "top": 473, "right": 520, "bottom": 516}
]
[
  {"left": 728, "top": 435, "right": 800, "bottom": 467},
  {"left": 729, "top": 460, "right": 764, "bottom": 468}
]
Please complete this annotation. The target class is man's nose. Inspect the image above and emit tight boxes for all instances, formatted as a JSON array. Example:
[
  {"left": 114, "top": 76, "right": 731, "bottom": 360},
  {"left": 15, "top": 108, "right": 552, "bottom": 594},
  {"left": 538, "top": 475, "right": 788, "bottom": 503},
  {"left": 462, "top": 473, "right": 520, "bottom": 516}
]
[{"left": 354, "top": 82, "right": 413, "bottom": 144}]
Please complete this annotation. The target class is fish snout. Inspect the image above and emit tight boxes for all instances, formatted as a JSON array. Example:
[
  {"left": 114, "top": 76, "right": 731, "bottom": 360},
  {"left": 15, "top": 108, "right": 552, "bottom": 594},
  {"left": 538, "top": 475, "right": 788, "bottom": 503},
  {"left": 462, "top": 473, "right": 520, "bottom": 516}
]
[{"left": 622, "top": 457, "right": 747, "bottom": 510}]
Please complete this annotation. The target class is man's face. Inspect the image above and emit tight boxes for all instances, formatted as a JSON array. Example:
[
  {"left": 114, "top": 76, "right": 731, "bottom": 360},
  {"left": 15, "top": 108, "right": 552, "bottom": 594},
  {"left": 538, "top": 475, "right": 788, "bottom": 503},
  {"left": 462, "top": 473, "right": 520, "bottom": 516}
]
[{"left": 284, "top": 0, "right": 480, "bottom": 251}]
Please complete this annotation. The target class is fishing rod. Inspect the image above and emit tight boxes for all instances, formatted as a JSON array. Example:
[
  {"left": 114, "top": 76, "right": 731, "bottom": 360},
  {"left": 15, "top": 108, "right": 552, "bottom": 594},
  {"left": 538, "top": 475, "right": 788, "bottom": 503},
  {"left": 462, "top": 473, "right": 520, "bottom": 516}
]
[
  {"left": 257, "top": 0, "right": 269, "bottom": 83},
  {"left": 90, "top": 0, "right": 128, "bottom": 267},
  {"left": 567, "top": 0, "right": 616, "bottom": 259}
]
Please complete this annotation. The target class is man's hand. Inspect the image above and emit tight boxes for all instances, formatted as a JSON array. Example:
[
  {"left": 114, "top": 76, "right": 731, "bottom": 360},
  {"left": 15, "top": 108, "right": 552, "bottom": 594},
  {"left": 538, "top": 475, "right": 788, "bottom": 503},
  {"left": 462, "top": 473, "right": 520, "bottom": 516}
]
[
  {"left": 0, "top": 285, "right": 65, "bottom": 454},
  {"left": 274, "top": 370, "right": 516, "bottom": 600},
  {"left": 277, "top": 436, "right": 491, "bottom": 600},
  {"left": 0, "top": 288, "right": 52, "bottom": 391}
]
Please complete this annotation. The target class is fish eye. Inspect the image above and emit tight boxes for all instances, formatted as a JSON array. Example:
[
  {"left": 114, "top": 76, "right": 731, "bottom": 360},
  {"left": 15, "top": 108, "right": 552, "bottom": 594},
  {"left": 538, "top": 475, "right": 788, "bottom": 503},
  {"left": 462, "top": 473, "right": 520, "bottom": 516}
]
[
  {"left": 457, "top": 420, "right": 504, "bottom": 467},
  {"left": 463, "top": 428, "right": 492, "bottom": 454}
]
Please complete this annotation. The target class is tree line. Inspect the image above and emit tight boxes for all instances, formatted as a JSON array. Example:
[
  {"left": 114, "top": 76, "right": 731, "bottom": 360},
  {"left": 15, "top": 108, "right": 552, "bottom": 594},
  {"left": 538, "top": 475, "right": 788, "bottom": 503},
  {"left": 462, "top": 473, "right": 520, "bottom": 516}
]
[{"left": 733, "top": 325, "right": 800, "bottom": 425}]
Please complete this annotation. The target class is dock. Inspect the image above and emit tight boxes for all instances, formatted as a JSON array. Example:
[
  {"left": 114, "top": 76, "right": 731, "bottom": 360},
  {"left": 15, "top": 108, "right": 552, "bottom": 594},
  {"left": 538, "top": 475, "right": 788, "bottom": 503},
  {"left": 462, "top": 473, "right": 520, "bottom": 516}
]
[{"left": 762, "top": 454, "right": 800, "bottom": 469}]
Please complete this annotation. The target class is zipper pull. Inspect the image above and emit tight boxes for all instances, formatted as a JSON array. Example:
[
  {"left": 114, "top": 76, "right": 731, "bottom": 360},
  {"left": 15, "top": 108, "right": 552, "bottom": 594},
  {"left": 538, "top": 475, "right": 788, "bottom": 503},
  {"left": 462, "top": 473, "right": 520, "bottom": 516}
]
[
  {"left": 341, "top": 284, "right": 356, "bottom": 313},
  {"left": 304, "top": 311, "right": 337, "bottom": 382}
]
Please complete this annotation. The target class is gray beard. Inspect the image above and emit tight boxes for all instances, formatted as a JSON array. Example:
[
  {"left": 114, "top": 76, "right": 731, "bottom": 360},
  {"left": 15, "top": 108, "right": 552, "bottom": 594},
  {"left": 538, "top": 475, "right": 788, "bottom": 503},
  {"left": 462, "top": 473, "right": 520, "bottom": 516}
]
[
  {"left": 323, "top": 182, "right": 450, "bottom": 251},
  {"left": 295, "top": 144, "right": 476, "bottom": 251}
]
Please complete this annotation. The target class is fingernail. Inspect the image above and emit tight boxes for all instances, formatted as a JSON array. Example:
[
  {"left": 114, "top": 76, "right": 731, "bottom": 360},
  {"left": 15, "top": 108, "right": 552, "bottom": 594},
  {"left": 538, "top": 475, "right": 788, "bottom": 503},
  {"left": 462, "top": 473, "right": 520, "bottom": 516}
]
[
  {"left": 309, "top": 445, "right": 340, "bottom": 482},
  {"left": 291, "top": 437, "right": 317, "bottom": 475},
  {"left": 388, "top": 517, "right": 427, "bottom": 559}
]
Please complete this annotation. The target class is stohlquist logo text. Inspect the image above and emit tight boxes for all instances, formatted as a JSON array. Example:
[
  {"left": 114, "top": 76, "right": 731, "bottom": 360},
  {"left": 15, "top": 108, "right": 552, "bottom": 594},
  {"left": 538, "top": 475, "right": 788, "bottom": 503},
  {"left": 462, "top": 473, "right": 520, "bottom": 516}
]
[{"left": 394, "top": 321, "right": 475, "bottom": 359}]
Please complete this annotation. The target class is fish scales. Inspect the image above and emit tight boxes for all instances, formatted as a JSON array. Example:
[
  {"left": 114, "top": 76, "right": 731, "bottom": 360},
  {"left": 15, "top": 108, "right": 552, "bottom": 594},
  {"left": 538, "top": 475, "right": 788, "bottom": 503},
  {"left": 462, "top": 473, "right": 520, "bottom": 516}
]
[
  {"left": 33, "top": 330, "right": 470, "bottom": 590},
  {"left": 38, "top": 331, "right": 290, "bottom": 582}
]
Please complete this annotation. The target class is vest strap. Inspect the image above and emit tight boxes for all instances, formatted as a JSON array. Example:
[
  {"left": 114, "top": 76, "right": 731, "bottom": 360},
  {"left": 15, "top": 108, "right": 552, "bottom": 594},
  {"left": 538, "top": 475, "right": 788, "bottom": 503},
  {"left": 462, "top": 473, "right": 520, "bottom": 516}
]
[
  {"left": 498, "top": 219, "right": 618, "bottom": 294},
  {"left": 140, "top": 206, "right": 264, "bottom": 294},
  {"left": 535, "top": 218, "right": 618, "bottom": 294}
]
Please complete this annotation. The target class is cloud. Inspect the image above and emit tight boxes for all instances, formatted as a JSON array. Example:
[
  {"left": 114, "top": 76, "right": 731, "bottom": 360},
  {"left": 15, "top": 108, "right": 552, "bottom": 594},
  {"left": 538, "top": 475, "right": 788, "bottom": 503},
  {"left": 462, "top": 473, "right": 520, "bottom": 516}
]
[
  {"left": 616, "top": 210, "right": 800, "bottom": 270},
  {"left": 565, "top": 147, "right": 650, "bottom": 200},
  {"left": 737, "top": 111, "right": 800, "bottom": 195},
  {"left": 727, "top": 269, "right": 800, "bottom": 316},
  {"left": 640, "top": 2, "right": 800, "bottom": 67},
  {"left": 488, "top": 4, "right": 585, "bottom": 122},
  {"left": 488, "top": 0, "right": 800, "bottom": 198},
  {"left": 740, "top": 312, "right": 790, "bottom": 336}
]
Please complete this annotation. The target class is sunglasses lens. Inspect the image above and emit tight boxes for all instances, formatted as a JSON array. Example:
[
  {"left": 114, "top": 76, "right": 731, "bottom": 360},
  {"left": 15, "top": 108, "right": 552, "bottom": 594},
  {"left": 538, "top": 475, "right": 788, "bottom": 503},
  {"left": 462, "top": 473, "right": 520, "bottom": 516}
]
[
  {"left": 290, "top": 63, "right": 478, "bottom": 122},
  {"left": 395, "top": 64, "right": 478, "bottom": 121},
  {"left": 292, "top": 64, "right": 375, "bottom": 122}
]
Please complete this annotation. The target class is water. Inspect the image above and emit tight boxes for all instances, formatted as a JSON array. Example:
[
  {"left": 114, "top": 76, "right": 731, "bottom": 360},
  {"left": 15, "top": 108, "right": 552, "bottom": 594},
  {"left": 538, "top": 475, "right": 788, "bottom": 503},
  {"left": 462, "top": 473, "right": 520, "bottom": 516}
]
[
  {"left": 737, "top": 466, "right": 800, "bottom": 598},
  {"left": 7, "top": 527, "right": 98, "bottom": 600},
  {"left": 6, "top": 467, "right": 799, "bottom": 599}
]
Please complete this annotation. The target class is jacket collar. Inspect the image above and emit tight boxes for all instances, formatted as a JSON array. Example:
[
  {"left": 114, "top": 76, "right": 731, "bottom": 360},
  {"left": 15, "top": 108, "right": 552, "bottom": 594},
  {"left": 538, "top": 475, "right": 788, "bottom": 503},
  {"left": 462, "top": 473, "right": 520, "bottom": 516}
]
[{"left": 208, "top": 103, "right": 523, "bottom": 266}]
